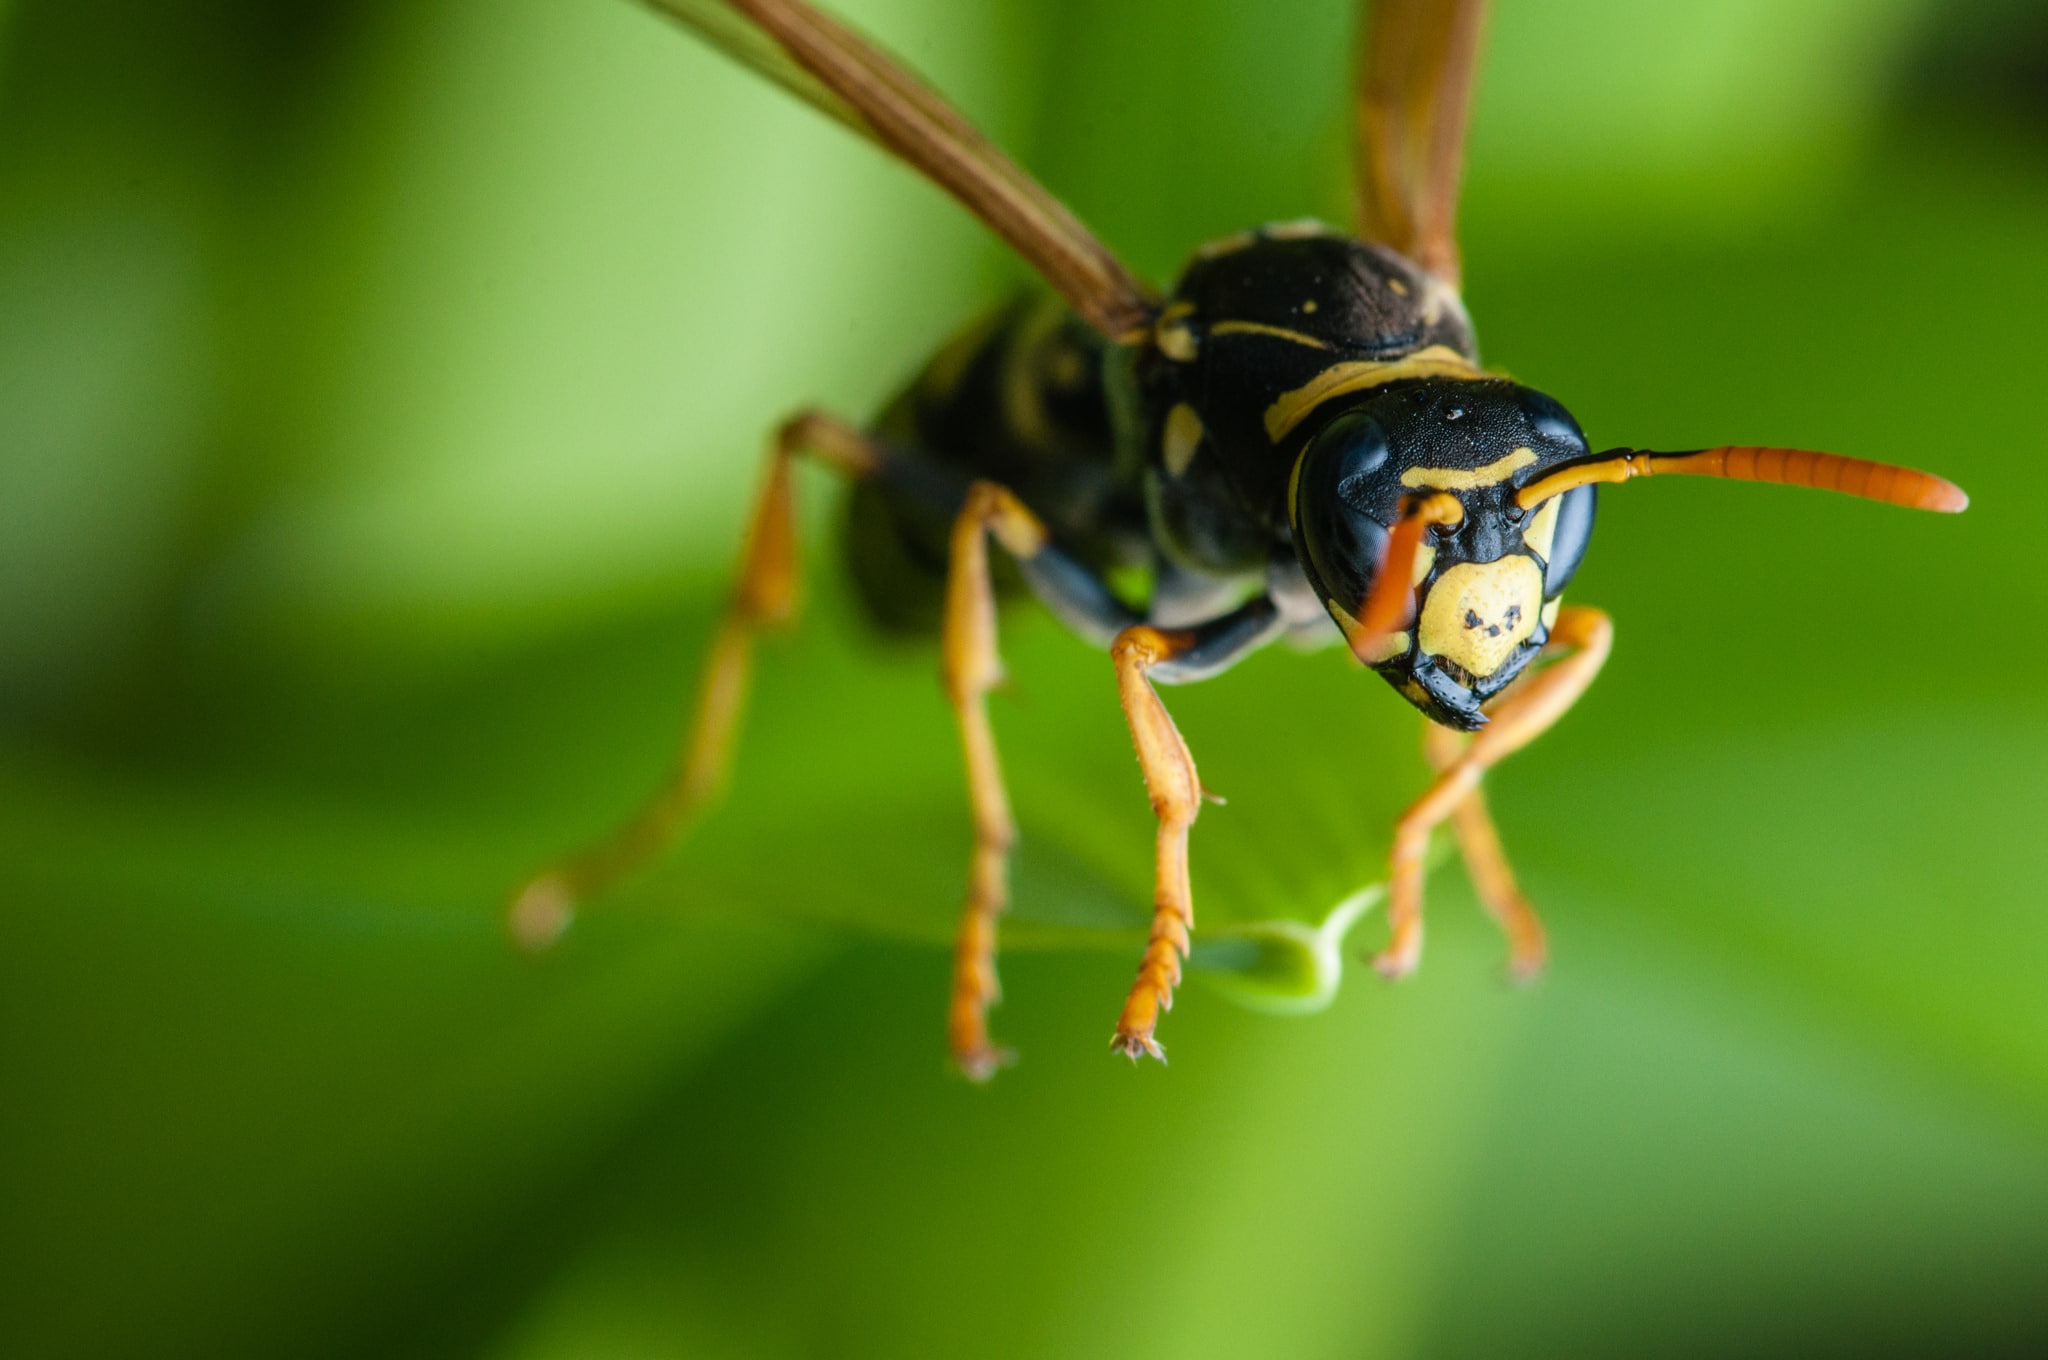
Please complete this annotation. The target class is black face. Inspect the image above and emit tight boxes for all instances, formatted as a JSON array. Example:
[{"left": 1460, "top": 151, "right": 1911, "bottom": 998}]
[{"left": 1291, "top": 378, "right": 1597, "bottom": 730}]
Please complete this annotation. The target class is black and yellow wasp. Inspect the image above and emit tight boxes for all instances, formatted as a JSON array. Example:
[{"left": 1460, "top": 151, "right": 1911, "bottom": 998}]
[{"left": 509, "top": 0, "right": 1968, "bottom": 1077}]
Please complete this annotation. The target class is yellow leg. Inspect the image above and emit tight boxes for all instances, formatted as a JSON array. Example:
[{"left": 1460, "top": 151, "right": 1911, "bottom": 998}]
[
  {"left": 506, "top": 409, "right": 881, "bottom": 951},
  {"left": 1109, "top": 625, "right": 1205, "bottom": 1062},
  {"left": 1425, "top": 723, "right": 1546, "bottom": 981},
  {"left": 1376, "top": 607, "right": 1613, "bottom": 979},
  {"left": 940, "top": 482, "right": 1048, "bottom": 1080}
]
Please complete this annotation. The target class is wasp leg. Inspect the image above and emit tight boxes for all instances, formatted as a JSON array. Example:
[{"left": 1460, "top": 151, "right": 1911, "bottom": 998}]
[
  {"left": 940, "top": 482, "right": 1051, "bottom": 1081},
  {"left": 506, "top": 408, "right": 882, "bottom": 951},
  {"left": 1109, "top": 598, "right": 1285, "bottom": 1063},
  {"left": 1377, "top": 606, "right": 1613, "bottom": 979},
  {"left": 1425, "top": 723, "right": 1546, "bottom": 982}
]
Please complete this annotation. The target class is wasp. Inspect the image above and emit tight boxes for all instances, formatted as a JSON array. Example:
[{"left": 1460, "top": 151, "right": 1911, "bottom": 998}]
[{"left": 508, "top": 0, "right": 1968, "bottom": 1078}]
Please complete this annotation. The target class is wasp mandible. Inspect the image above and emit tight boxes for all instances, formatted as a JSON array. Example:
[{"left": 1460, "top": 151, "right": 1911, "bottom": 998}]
[{"left": 508, "top": 0, "right": 1968, "bottom": 1078}]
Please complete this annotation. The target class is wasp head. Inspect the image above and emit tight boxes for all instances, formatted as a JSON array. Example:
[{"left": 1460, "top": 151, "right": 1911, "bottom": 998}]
[{"left": 1289, "top": 378, "right": 1597, "bottom": 730}]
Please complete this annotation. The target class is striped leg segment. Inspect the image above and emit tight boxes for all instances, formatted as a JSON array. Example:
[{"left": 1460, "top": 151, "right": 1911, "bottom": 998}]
[
  {"left": 1108, "top": 626, "right": 1203, "bottom": 1063},
  {"left": 1108, "top": 596, "right": 1282, "bottom": 1063},
  {"left": 1424, "top": 722, "right": 1546, "bottom": 981},
  {"left": 940, "top": 481, "right": 1050, "bottom": 1080},
  {"left": 506, "top": 408, "right": 881, "bottom": 951},
  {"left": 1377, "top": 606, "right": 1612, "bottom": 979}
]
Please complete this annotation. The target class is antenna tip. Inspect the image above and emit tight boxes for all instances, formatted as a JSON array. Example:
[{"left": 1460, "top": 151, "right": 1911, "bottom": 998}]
[{"left": 1922, "top": 477, "right": 1970, "bottom": 513}]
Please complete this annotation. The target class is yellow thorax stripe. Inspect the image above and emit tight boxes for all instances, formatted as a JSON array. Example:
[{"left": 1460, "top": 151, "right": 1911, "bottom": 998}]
[
  {"left": 1263, "top": 344, "right": 1485, "bottom": 443},
  {"left": 1208, "top": 320, "right": 1330, "bottom": 349},
  {"left": 1400, "top": 446, "right": 1537, "bottom": 491}
]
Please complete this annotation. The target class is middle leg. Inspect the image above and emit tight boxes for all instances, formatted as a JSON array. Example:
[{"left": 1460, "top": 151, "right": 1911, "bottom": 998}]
[{"left": 940, "top": 481, "right": 1050, "bottom": 1081}]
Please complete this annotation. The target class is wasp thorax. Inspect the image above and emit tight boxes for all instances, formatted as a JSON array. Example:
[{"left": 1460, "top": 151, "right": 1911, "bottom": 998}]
[{"left": 1289, "top": 377, "right": 1598, "bottom": 728}]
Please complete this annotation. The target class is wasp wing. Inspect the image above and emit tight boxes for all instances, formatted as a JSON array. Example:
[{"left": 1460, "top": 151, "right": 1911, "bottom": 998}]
[
  {"left": 644, "top": 0, "right": 1157, "bottom": 341},
  {"left": 1354, "top": 0, "right": 1489, "bottom": 288}
]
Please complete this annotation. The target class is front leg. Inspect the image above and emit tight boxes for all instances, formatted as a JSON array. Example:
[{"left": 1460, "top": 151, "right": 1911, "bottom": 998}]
[
  {"left": 1109, "top": 598, "right": 1283, "bottom": 1062},
  {"left": 1377, "top": 606, "right": 1613, "bottom": 978},
  {"left": 1424, "top": 722, "right": 1547, "bottom": 982}
]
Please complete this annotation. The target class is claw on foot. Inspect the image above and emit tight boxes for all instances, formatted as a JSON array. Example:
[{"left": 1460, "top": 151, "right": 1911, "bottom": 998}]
[
  {"left": 955, "top": 1043, "right": 1017, "bottom": 1084},
  {"left": 1372, "top": 941, "right": 1420, "bottom": 981},
  {"left": 1110, "top": 1029, "right": 1166, "bottom": 1064},
  {"left": 508, "top": 874, "right": 576, "bottom": 953}
]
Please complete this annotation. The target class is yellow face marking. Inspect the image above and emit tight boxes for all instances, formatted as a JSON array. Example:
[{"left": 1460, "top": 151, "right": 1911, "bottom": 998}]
[
  {"left": 1162, "top": 403, "right": 1204, "bottom": 478},
  {"left": 1364, "top": 629, "right": 1411, "bottom": 664},
  {"left": 1264, "top": 345, "right": 1484, "bottom": 442},
  {"left": 1209, "top": 320, "right": 1330, "bottom": 349},
  {"left": 1418, "top": 557, "right": 1545, "bottom": 679},
  {"left": 1326, "top": 598, "right": 1409, "bottom": 664},
  {"left": 1400, "top": 447, "right": 1538, "bottom": 493},
  {"left": 1153, "top": 301, "right": 1199, "bottom": 362},
  {"left": 1522, "top": 495, "right": 1561, "bottom": 562},
  {"left": 1540, "top": 598, "right": 1561, "bottom": 631},
  {"left": 1412, "top": 543, "right": 1437, "bottom": 587}
]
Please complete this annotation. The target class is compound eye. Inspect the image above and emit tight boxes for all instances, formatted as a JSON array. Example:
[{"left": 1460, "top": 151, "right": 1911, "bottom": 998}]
[
  {"left": 1520, "top": 388, "right": 1589, "bottom": 457},
  {"left": 1542, "top": 484, "right": 1597, "bottom": 596},
  {"left": 1313, "top": 412, "right": 1392, "bottom": 512},
  {"left": 1293, "top": 411, "right": 1398, "bottom": 614}
]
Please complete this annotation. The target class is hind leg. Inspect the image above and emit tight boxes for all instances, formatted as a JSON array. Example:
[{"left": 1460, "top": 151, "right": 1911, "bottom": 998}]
[{"left": 506, "top": 408, "right": 882, "bottom": 950}]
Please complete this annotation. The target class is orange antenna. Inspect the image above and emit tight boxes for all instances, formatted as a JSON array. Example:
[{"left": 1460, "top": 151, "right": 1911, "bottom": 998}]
[
  {"left": 1515, "top": 446, "right": 1969, "bottom": 514},
  {"left": 1347, "top": 491, "right": 1464, "bottom": 665}
]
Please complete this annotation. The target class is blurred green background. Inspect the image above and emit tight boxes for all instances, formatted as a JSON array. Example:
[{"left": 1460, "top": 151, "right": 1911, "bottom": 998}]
[{"left": 3, "top": 0, "right": 2047, "bottom": 1355}]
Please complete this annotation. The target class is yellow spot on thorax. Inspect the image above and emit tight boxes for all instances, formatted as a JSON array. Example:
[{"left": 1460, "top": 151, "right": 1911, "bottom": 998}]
[
  {"left": 1400, "top": 447, "right": 1537, "bottom": 492},
  {"left": 1419, "top": 274, "right": 1465, "bottom": 328},
  {"left": 1418, "top": 557, "right": 1544, "bottom": 679},
  {"left": 1264, "top": 345, "right": 1484, "bottom": 442},
  {"left": 1163, "top": 403, "right": 1204, "bottom": 477},
  {"left": 1153, "top": 301, "right": 1198, "bottom": 362}
]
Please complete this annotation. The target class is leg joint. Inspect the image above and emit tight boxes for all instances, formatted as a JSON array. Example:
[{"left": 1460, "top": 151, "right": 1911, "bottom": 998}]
[
  {"left": 1112, "top": 624, "right": 1186, "bottom": 673},
  {"left": 961, "top": 480, "right": 1048, "bottom": 559}
]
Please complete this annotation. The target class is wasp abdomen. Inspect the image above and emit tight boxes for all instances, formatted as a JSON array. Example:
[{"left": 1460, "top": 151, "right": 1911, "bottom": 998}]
[{"left": 842, "top": 296, "right": 1148, "bottom": 636}]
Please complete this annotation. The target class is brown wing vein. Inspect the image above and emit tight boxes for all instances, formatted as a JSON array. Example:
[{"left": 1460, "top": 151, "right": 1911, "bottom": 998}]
[
  {"left": 1354, "top": 0, "right": 1488, "bottom": 287},
  {"left": 645, "top": 0, "right": 1157, "bottom": 341}
]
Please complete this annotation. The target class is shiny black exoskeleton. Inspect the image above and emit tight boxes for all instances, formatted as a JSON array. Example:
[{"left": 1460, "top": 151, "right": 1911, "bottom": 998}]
[{"left": 847, "top": 222, "right": 1600, "bottom": 728}]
